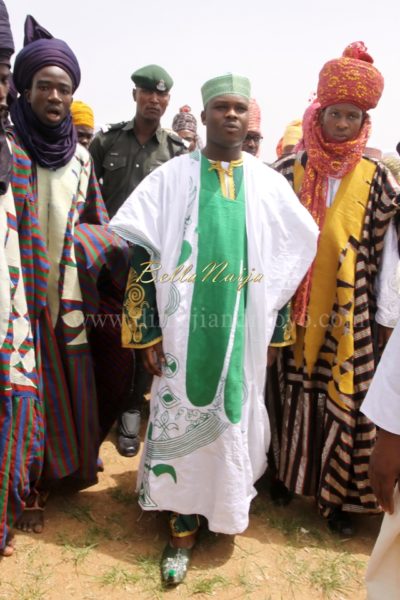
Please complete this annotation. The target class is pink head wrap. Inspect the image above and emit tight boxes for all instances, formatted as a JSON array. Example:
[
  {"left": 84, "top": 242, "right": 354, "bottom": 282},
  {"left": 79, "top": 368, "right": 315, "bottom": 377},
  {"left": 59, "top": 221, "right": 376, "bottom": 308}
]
[{"left": 248, "top": 98, "right": 261, "bottom": 133}]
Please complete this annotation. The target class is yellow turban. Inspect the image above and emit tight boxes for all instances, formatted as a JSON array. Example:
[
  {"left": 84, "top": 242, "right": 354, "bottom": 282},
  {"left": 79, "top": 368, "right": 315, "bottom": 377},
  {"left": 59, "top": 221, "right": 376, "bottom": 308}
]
[
  {"left": 282, "top": 119, "right": 302, "bottom": 148},
  {"left": 382, "top": 156, "right": 400, "bottom": 184},
  {"left": 71, "top": 100, "right": 94, "bottom": 129}
]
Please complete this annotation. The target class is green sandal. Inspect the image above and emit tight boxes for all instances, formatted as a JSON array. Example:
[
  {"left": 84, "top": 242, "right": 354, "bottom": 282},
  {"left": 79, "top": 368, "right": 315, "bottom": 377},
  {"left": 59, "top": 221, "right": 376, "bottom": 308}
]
[{"left": 160, "top": 542, "right": 192, "bottom": 586}]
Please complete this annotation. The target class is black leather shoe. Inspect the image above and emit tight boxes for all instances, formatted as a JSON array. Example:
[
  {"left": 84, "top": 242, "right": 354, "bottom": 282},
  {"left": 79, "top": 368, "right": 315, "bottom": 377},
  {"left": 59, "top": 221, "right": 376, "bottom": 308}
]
[
  {"left": 327, "top": 508, "right": 354, "bottom": 537},
  {"left": 116, "top": 410, "right": 141, "bottom": 457},
  {"left": 270, "top": 480, "right": 293, "bottom": 506}
]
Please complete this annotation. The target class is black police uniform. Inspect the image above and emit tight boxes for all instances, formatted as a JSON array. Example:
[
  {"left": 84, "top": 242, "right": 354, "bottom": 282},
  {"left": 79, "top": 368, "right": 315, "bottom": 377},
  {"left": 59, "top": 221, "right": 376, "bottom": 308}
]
[{"left": 90, "top": 121, "right": 187, "bottom": 218}]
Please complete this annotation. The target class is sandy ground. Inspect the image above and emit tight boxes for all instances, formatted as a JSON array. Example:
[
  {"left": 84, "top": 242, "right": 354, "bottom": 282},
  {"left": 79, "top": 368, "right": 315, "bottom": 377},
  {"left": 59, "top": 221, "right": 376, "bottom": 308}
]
[{"left": 0, "top": 437, "right": 380, "bottom": 600}]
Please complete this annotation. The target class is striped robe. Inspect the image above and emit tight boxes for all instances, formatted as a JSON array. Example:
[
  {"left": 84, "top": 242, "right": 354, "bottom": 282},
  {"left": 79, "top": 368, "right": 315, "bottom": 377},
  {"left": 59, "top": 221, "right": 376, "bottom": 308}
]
[
  {"left": 12, "top": 136, "right": 127, "bottom": 486},
  {"left": 272, "top": 152, "right": 400, "bottom": 515},
  {"left": 0, "top": 142, "right": 48, "bottom": 550}
]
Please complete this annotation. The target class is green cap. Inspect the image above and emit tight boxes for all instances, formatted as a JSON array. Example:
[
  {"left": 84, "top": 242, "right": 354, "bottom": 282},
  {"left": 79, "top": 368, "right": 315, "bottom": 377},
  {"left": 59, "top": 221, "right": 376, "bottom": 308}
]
[
  {"left": 201, "top": 73, "right": 251, "bottom": 106},
  {"left": 131, "top": 64, "right": 173, "bottom": 92}
]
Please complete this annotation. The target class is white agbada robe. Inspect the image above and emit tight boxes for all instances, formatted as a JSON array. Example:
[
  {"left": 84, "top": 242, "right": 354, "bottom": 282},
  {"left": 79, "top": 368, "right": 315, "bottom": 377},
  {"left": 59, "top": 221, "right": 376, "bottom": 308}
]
[
  {"left": 111, "top": 150, "right": 318, "bottom": 534},
  {"left": 362, "top": 319, "right": 400, "bottom": 600}
]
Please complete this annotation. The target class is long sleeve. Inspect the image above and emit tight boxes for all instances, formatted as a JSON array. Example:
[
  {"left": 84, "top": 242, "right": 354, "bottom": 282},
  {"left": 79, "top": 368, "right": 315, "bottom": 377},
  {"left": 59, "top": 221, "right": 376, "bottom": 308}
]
[
  {"left": 74, "top": 161, "right": 129, "bottom": 315},
  {"left": 362, "top": 318, "right": 400, "bottom": 434},
  {"left": 121, "top": 246, "right": 162, "bottom": 349},
  {"left": 270, "top": 301, "right": 295, "bottom": 346},
  {"left": 375, "top": 219, "right": 400, "bottom": 328}
]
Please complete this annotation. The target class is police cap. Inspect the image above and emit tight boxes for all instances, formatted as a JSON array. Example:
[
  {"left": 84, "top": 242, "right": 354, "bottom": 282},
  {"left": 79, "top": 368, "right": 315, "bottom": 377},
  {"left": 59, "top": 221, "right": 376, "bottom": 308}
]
[{"left": 131, "top": 64, "right": 173, "bottom": 92}]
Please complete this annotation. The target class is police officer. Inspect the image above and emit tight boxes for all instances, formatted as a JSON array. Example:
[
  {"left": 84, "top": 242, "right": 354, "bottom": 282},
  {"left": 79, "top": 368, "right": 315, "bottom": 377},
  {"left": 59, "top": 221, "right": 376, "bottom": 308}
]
[
  {"left": 90, "top": 65, "right": 187, "bottom": 457},
  {"left": 90, "top": 64, "right": 186, "bottom": 218}
]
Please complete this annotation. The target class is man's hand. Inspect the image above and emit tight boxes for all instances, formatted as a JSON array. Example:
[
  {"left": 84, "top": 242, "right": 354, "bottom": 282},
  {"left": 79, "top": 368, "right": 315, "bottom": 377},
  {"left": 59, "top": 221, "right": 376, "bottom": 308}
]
[
  {"left": 369, "top": 429, "right": 400, "bottom": 514},
  {"left": 267, "top": 346, "right": 279, "bottom": 368},
  {"left": 377, "top": 324, "right": 393, "bottom": 354},
  {"left": 139, "top": 341, "right": 165, "bottom": 377}
]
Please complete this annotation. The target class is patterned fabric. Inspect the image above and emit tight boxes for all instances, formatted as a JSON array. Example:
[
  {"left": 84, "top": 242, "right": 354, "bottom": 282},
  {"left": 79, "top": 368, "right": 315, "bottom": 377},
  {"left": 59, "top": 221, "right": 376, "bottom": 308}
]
[
  {"left": 201, "top": 74, "right": 250, "bottom": 106},
  {"left": 12, "top": 134, "right": 126, "bottom": 484},
  {"left": 172, "top": 106, "right": 197, "bottom": 134},
  {"left": 0, "top": 395, "right": 44, "bottom": 549},
  {"left": 169, "top": 513, "right": 200, "bottom": 537},
  {"left": 76, "top": 228, "right": 130, "bottom": 443},
  {"left": 248, "top": 99, "right": 261, "bottom": 133},
  {"left": 0, "top": 141, "right": 47, "bottom": 550},
  {"left": 111, "top": 150, "right": 318, "bottom": 534},
  {"left": 273, "top": 153, "right": 400, "bottom": 515},
  {"left": 11, "top": 144, "right": 49, "bottom": 320},
  {"left": 292, "top": 103, "right": 371, "bottom": 326},
  {"left": 270, "top": 302, "right": 294, "bottom": 346},
  {"left": 122, "top": 246, "right": 162, "bottom": 348},
  {"left": 317, "top": 56, "right": 384, "bottom": 111},
  {"left": 342, "top": 41, "right": 373, "bottom": 63}
]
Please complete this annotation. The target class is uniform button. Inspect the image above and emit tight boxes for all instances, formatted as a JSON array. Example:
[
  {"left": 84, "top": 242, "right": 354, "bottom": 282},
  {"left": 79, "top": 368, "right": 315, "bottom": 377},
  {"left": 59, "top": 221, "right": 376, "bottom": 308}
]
[
  {"left": 110, "top": 162, "right": 114, "bottom": 166},
  {"left": 135, "top": 163, "right": 140, "bottom": 168}
]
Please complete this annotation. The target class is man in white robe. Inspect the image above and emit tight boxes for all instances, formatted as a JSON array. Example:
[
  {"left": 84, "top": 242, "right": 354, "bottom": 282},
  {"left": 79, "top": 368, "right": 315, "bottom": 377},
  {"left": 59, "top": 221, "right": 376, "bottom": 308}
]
[
  {"left": 362, "top": 318, "right": 400, "bottom": 600},
  {"left": 110, "top": 73, "right": 318, "bottom": 585}
]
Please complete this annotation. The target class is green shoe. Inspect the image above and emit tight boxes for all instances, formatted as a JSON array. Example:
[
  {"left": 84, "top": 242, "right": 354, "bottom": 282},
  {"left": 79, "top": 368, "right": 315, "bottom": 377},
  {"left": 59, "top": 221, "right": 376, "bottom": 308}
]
[{"left": 160, "top": 542, "right": 192, "bottom": 586}]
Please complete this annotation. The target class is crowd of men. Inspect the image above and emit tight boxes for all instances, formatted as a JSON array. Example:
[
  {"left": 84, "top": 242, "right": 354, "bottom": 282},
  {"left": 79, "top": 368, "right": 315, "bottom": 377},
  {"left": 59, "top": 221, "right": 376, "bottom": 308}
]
[{"left": 1, "top": 3, "right": 400, "bottom": 595}]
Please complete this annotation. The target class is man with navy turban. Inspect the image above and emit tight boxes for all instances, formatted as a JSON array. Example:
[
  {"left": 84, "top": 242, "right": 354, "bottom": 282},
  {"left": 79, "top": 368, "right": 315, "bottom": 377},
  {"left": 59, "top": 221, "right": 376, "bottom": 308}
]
[
  {"left": 11, "top": 15, "right": 80, "bottom": 169},
  {"left": 10, "top": 16, "right": 127, "bottom": 536}
]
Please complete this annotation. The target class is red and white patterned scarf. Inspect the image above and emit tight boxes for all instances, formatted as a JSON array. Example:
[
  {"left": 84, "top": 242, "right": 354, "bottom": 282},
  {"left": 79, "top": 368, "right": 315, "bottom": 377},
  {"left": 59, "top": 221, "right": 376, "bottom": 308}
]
[{"left": 293, "top": 104, "right": 371, "bottom": 326}]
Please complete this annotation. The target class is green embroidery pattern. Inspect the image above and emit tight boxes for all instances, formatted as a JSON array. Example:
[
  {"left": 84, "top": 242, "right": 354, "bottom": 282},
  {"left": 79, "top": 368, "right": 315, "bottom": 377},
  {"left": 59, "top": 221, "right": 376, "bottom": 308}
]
[
  {"left": 186, "top": 157, "right": 247, "bottom": 424},
  {"left": 163, "top": 283, "right": 180, "bottom": 319},
  {"left": 162, "top": 353, "right": 179, "bottom": 378}
]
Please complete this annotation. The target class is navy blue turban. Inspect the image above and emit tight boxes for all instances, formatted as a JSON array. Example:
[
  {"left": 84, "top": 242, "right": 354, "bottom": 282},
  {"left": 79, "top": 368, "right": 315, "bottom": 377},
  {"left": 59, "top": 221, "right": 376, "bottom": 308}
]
[
  {"left": 13, "top": 15, "right": 80, "bottom": 93},
  {"left": 10, "top": 15, "right": 80, "bottom": 169},
  {"left": 13, "top": 38, "right": 81, "bottom": 93},
  {"left": 0, "top": 0, "right": 14, "bottom": 66}
]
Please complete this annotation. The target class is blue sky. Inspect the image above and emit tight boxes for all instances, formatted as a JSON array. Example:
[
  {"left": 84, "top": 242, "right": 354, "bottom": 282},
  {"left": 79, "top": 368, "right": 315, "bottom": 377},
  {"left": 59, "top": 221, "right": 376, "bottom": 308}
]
[{"left": 8, "top": 0, "right": 400, "bottom": 161}]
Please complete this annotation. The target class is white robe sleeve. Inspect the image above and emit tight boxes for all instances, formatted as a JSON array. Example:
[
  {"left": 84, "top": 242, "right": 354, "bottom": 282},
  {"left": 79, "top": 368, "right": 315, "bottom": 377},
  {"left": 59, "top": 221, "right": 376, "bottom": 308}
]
[
  {"left": 245, "top": 161, "right": 319, "bottom": 313},
  {"left": 361, "top": 318, "right": 400, "bottom": 434},
  {"left": 109, "top": 162, "right": 167, "bottom": 257},
  {"left": 375, "top": 219, "right": 400, "bottom": 328}
]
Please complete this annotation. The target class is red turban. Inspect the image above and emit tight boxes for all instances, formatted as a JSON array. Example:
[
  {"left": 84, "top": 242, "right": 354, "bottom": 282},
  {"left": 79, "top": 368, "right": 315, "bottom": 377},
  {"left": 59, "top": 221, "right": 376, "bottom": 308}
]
[{"left": 317, "top": 42, "right": 384, "bottom": 111}]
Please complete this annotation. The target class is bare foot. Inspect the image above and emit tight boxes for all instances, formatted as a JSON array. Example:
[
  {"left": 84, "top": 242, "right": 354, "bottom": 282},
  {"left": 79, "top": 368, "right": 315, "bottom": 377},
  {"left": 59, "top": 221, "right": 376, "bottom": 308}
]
[
  {"left": 16, "top": 509, "right": 44, "bottom": 533},
  {"left": 0, "top": 534, "right": 15, "bottom": 557},
  {"left": 16, "top": 490, "right": 47, "bottom": 534}
]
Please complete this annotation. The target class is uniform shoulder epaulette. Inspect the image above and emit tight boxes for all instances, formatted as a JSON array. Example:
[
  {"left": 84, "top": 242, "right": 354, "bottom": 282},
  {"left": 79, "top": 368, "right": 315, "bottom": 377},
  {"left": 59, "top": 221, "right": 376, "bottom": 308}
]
[{"left": 100, "top": 121, "right": 128, "bottom": 134}]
